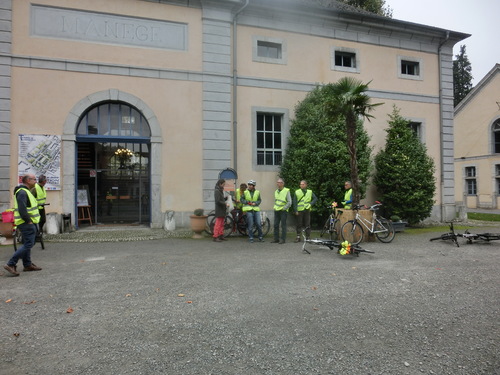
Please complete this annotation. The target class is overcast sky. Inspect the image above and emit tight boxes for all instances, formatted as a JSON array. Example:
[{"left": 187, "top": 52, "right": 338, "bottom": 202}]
[{"left": 387, "top": 0, "right": 500, "bottom": 86}]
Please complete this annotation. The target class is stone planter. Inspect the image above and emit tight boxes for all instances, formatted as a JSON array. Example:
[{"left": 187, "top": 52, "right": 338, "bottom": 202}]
[
  {"left": 0, "top": 221, "right": 14, "bottom": 245},
  {"left": 190, "top": 215, "right": 207, "bottom": 239},
  {"left": 391, "top": 221, "right": 407, "bottom": 232}
]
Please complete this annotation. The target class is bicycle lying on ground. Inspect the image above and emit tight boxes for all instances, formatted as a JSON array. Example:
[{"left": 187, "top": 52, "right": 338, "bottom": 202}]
[
  {"left": 205, "top": 209, "right": 271, "bottom": 238},
  {"left": 319, "top": 203, "right": 343, "bottom": 241},
  {"left": 430, "top": 222, "right": 500, "bottom": 247},
  {"left": 341, "top": 202, "right": 395, "bottom": 245},
  {"left": 302, "top": 229, "right": 374, "bottom": 257}
]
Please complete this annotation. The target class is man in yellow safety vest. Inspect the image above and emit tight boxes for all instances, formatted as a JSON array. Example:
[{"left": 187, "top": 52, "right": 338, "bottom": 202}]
[
  {"left": 241, "top": 180, "right": 264, "bottom": 243},
  {"left": 3, "top": 174, "right": 42, "bottom": 276},
  {"left": 33, "top": 174, "right": 47, "bottom": 235},
  {"left": 342, "top": 181, "right": 353, "bottom": 209},
  {"left": 272, "top": 178, "right": 292, "bottom": 244},
  {"left": 293, "top": 180, "right": 317, "bottom": 242}
]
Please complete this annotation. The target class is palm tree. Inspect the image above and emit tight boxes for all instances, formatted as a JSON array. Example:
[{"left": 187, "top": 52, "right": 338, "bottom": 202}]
[{"left": 326, "top": 77, "right": 382, "bottom": 206}]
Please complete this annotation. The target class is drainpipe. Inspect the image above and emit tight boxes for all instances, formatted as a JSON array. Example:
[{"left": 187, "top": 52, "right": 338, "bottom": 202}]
[
  {"left": 232, "top": 0, "right": 250, "bottom": 172},
  {"left": 438, "top": 31, "right": 450, "bottom": 222}
]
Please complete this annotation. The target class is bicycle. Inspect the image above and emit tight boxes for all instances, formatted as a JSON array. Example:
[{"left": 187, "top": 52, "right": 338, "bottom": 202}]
[
  {"left": 319, "top": 203, "right": 343, "bottom": 241},
  {"left": 341, "top": 202, "right": 395, "bottom": 245},
  {"left": 12, "top": 203, "right": 49, "bottom": 251},
  {"left": 205, "top": 209, "right": 271, "bottom": 238},
  {"left": 302, "top": 229, "right": 374, "bottom": 257},
  {"left": 429, "top": 222, "right": 460, "bottom": 247}
]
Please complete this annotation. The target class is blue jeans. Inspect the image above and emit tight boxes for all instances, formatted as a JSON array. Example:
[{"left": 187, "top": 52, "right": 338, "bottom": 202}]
[
  {"left": 274, "top": 210, "right": 288, "bottom": 242},
  {"left": 8, "top": 223, "right": 36, "bottom": 267},
  {"left": 246, "top": 210, "right": 262, "bottom": 239}
]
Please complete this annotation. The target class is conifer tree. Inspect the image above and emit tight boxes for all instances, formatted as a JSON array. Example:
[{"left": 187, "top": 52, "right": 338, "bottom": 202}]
[
  {"left": 453, "top": 45, "right": 473, "bottom": 107},
  {"left": 280, "top": 84, "right": 372, "bottom": 220},
  {"left": 374, "top": 107, "right": 436, "bottom": 224}
]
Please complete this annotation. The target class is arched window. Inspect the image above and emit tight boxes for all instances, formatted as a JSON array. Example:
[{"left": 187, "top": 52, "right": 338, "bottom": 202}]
[
  {"left": 77, "top": 102, "right": 151, "bottom": 137},
  {"left": 493, "top": 120, "right": 500, "bottom": 154}
]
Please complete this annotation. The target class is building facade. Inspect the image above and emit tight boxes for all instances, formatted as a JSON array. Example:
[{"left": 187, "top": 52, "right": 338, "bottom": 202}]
[
  {"left": 0, "top": 0, "right": 468, "bottom": 228},
  {"left": 454, "top": 64, "right": 500, "bottom": 210}
]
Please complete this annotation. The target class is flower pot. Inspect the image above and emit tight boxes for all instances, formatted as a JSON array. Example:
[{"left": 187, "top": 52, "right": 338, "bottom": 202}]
[
  {"left": 0, "top": 221, "right": 14, "bottom": 245},
  {"left": 190, "top": 215, "right": 207, "bottom": 239}
]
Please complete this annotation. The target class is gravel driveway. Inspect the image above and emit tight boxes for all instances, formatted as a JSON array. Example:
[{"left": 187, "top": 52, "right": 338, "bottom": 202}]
[{"left": 1, "top": 228, "right": 499, "bottom": 375}]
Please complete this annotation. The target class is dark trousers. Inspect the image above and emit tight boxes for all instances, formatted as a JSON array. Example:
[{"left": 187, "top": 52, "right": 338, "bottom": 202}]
[
  {"left": 8, "top": 223, "right": 36, "bottom": 267},
  {"left": 296, "top": 209, "right": 311, "bottom": 238},
  {"left": 273, "top": 210, "right": 288, "bottom": 242}
]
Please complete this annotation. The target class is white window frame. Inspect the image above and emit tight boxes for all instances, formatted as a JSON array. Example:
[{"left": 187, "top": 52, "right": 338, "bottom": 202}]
[
  {"left": 253, "top": 36, "right": 287, "bottom": 65},
  {"left": 465, "top": 166, "right": 477, "bottom": 195},
  {"left": 331, "top": 46, "right": 360, "bottom": 73},
  {"left": 495, "top": 164, "right": 500, "bottom": 194},
  {"left": 398, "top": 55, "right": 423, "bottom": 81},
  {"left": 252, "top": 107, "right": 289, "bottom": 171}
]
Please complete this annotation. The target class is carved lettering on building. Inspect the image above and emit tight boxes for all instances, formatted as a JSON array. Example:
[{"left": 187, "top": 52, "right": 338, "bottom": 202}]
[{"left": 31, "top": 5, "right": 187, "bottom": 51}]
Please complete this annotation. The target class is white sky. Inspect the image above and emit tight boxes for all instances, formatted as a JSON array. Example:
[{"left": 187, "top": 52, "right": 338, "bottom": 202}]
[{"left": 387, "top": 0, "right": 500, "bottom": 86}]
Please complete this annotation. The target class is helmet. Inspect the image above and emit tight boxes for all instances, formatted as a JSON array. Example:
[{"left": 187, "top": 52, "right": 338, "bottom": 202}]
[{"left": 247, "top": 180, "right": 256, "bottom": 186}]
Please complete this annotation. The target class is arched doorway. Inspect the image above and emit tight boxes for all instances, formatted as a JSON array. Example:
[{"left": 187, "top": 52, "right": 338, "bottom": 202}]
[{"left": 75, "top": 101, "right": 151, "bottom": 225}]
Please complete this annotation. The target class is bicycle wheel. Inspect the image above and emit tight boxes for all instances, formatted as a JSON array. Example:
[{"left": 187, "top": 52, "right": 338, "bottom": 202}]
[
  {"left": 210, "top": 215, "right": 234, "bottom": 238},
  {"left": 375, "top": 218, "right": 395, "bottom": 243},
  {"left": 237, "top": 214, "right": 248, "bottom": 236},
  {"left": 341, "top": 220, "right": 363, "bottom": 245},
  {"left": 330, "top": 219, "right": 341, "bottom": 241},
  {"left": 38, "top": 233, "right": 45, "bottom": 250},
  {"left": 13, "top": 228, "right": 18, "bottom": 251},
  {"left": 205, "top": 214, "right": 215, "bottom": 235},
  {"left": 320, "top": 216, "right": 331, "bottom": 238}
]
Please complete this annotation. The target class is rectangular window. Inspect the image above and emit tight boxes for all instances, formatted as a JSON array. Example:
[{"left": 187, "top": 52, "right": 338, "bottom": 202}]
[
  {"left": 331, "top": 46, "right": 360, "bottom": 73},
  {"left": 465, "top": 166, "right": 477, "bottom": 195},
  {"left": 257, "top": 41, "right": 281, "bottom": 59},
  {"left": 253, "top": 36, "right": 287, "bottom": 65},
  {"left": 335, "top": 51, "right": 356, "bottom": 68},
  {"left": 401, "top": 60, "right": 419, "bottom": 76},
  {"left": 256, "top": 113, "right": 283, "bottom": 166},
  {"left": 408, "top": 122, "right": 421, "bottom": 139},
  {"left": 496, "top": 165, "right": 500, "bottom": 194}
]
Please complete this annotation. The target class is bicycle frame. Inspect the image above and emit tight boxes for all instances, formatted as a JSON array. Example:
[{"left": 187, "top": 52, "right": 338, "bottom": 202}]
[{"left": 353, "top": 210, "right": 386, "bottom": 235}]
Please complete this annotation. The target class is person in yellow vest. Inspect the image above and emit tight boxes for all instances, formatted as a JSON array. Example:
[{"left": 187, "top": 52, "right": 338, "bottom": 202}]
[
  {"left": 3, "top": 174, "right": 42, "bottom": 276},
  {"left": 272, "top": 178, "right": 292, "bottom": 244},
  {"left": 32, "top": 174, "right": 47, "bottom": 236},
  {"left": 293, "top": 180, "right": 318, "bottom": 242},
  {"left": 234, "top": 183, "right": 247, "bottom": 211},
  {"left": 342, "top": 181, "right": 353, "bottom": 209},
  {"left": 240, "top": 180, "right": 264, "bottom": 243}
]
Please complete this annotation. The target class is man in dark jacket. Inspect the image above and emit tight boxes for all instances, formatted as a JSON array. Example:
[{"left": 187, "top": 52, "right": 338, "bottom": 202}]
[{"left": 4, "top": 174, "right": 42, "bottom": 276}]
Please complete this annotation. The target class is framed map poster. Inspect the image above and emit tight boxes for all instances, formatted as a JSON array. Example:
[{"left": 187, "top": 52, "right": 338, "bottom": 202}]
[{"left": 18, "top": 134, "right": 61, "bottom": 190}]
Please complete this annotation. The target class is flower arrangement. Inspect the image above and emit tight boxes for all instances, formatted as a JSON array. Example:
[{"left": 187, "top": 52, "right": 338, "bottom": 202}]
[{"left": 339, "top": 240, "right": 352, "bottom": 255}]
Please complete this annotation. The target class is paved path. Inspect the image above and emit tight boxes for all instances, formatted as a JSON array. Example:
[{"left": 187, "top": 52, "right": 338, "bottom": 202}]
[{"left": 1, "top": 228, "right": 499, "bottom": 375}]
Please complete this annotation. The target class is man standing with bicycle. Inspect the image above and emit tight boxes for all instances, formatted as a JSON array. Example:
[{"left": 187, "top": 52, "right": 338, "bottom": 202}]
[
  {"left": 241, "top": 180, "right": 264, "bottom": 243},
  {"left": 293, "top": 180, "right": 317, "bottom": 242},
  {"left": 3, "top": 174, "right": 42, "bottom": 276}
]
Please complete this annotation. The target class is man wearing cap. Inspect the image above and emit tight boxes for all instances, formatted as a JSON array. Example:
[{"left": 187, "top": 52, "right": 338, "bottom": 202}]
[
  {"left": 272, "top": 178, "right": 292, "bottom": 244},
  {"left": 241, "top": 180, "right": 264, "bottom": 243},
  {"left": 4, "top": 174, "right": 42, "bottom": 276},
  {"left": 293, "top": 180, "right": 317, "bottom": 242}
]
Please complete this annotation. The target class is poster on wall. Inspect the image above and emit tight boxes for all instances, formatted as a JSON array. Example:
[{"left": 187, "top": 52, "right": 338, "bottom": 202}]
[{"left": 18, "top": 134, "right": 61, "bottom": 190}]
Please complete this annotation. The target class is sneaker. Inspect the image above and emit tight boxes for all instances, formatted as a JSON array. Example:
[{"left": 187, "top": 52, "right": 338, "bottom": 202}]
[
  {"left": 279, "top": 240, "right": 285, "bottom": 244},
  {"left": 24, "top": 264, "right": 42, "bottom": 272},
  {"left": 258, "top": 237, "right": 264, "bottom": 242},
  {"left": 294, "top": 237, "right": 301, "bottom": 243},
  {"left": 213, "top": 237, "right": 222, "bottom": 242},
  {"left": 249, "top": 238, "right": 254, "bottom": 243},
  {"left": 219, "top": 236, "right": 228, "bottom": 241},
  {"left": 4, "top": 264, "right": 20, "bottom": 276}
]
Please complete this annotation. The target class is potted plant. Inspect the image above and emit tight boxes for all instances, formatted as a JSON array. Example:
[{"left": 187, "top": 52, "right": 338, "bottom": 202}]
[
  {"left": 190, "top": 208, "right": 207, "bottom": 238},
  {"left": 390, "top": 215, "right": 407, "bottom": 232}
]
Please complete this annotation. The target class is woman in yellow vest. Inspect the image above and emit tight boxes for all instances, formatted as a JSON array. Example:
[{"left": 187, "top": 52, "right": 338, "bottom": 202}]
[
  {"left": 272, "top": 178, "right": 292, "bottom": 244},
  {"left": 240, "top": 180, "right": 264, "bottom": 243},
  {"left": 293, "top": 180, "right": 317, "bottom": 242},
  {"left": 3, "top": 174, "right": 42, "bottom": 276}
]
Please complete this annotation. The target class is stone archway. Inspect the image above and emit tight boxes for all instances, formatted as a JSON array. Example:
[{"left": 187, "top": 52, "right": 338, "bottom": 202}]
[{"left": 62, "top": 89, "right": 163, "bottom": 228}]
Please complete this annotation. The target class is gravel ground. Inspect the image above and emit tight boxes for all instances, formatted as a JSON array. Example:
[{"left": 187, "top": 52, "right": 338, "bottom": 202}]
[{"left": 0, "top": 225, "right": 499, "bottom": 375}]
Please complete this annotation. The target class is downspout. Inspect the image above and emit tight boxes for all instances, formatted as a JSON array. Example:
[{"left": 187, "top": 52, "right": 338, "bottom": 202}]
[
  {"left": 232, "top": 0, "right": 250, "bottom": 172},
  {"left": 438, "top": 31, "right": 450, "bottom": 222}
]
